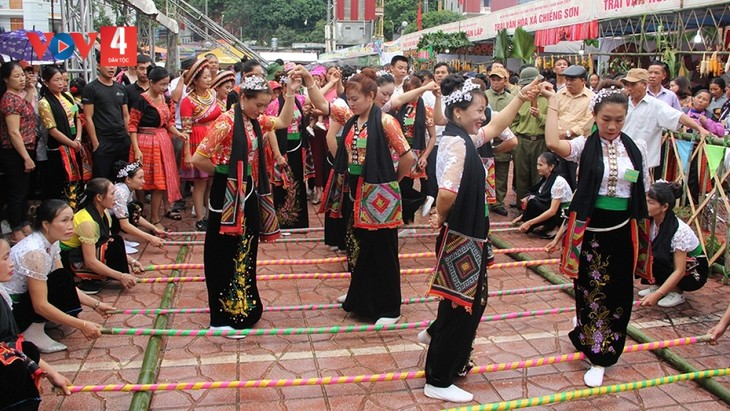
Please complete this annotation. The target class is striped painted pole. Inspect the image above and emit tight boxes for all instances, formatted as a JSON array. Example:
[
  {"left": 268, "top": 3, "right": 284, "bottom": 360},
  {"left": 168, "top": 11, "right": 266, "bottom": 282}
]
[
  {"left": 109, "top": 284, "right": 574, "bottom": 315},
  {"left": 137, "top": 259, "right": 559, "bottom": 283},
  {"left": 445, "top": 366, "right": 726, "bottom": 411},
  {"left": 101, "top": 300, "right": 626, "bottom": 338},
  {"left": 163, "top": 222, "right": 514, "bottom": 236},
  {"left": 143, "top": 248, "right": 549, "bottom": 271},
  {"left": 64, "top": 336, "right": 709, "bottom": 393}
]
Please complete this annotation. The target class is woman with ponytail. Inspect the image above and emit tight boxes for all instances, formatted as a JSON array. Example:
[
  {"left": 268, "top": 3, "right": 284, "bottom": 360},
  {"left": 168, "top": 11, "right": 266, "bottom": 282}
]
[
  {"left": 639, "top": 181, "right": 707, "bottom": 307},
  {"left": 128, "top": 66, "right": 186, "bottom": 231},
  {"left": 5, "top": 199, "right": 113, "bottom": 353},
  {"left": 191, "top": 74, "right": 298, "bottom": 336},
  {"left": 60, "top": 178, "right": 141, "bottom": 294},
  {"left": 37, "top": 65, "right": 84, "bottom": 210}
]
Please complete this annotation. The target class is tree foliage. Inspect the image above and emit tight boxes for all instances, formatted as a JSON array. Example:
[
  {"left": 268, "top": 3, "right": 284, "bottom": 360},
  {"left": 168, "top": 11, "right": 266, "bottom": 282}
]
[
  {"left": 417, "top": 30, "right": 471, "bottom": 54},
  {"left": 223, "top": 0, "right": 326, "bottom": 46}
]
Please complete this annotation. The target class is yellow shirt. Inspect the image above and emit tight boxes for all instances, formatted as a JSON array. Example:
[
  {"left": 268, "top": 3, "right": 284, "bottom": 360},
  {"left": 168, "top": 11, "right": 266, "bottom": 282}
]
[
  {"left": 555, "top": 86, "right": 594, "bottom": 138},
  {"left": 61, "top": 208, "right": 112, "bottom": 249}
]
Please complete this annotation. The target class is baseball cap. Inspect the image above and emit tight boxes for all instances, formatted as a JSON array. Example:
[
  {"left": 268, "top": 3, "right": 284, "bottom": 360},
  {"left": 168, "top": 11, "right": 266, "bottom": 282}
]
[
  {"left": 489, "top": 67, "right": 508, "bottom": 79},
  {"left": 622, "top": 68, "right": 649, "bottom": 83}
]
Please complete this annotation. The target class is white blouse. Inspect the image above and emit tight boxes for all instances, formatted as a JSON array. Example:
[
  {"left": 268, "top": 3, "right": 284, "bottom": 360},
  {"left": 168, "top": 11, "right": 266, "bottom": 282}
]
[
  {"left": 437, "top": 127, "right": 515, "bottom": 193},
  {"left": 650, "top": 218, "right": 701, "bottom": 253},
  {"left": 112, "top": 182, "right": 134, "bottom": 220},
  {"left": 565, "top": 135, "right": 651, "bottom": 197},
  {"left": 5, "top": 232, "right": 60, "bottom": 295},
  {"left": 546, "top": 175, "right": 573, "bottom": 203}
]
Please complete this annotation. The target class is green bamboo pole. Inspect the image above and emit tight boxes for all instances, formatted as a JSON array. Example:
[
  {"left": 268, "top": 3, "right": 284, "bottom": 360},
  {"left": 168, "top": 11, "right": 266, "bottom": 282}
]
[
  {"left": 490, "top": 235, "right": 730, "bottom": 405},
  {"left": 128, "top": 239, "right": 190, "bottom": 411}
]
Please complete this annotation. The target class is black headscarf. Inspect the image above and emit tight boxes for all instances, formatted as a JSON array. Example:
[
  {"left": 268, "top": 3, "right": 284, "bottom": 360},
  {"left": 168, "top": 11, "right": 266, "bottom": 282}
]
[
  {"left": 443, "top": 121, "right": 488, "bottom": 240},
  {"left": 651, "top": 209, "right": 680, "bottom": 278},
  {"left": 395, "top": 97, "right": 426, "bottom": 150},
  {"left": 335, "top": 105, "right": 396, "bottom": 185},
  {"left": 568, "top": 131, "right": 647, "bottom": 221}
]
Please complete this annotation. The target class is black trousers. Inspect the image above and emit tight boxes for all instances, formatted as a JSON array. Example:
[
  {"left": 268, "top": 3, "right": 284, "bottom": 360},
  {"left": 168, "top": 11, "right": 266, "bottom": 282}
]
[
  {"left": 425, "top": 145, "right": 439, "bottom": 198},
  {"left": 0, "top": 148, "right": 34, "bottom": 231},
  {"left": 12, "top": 268, "right": 82, "bottom": 331},
  {"left": 92, "top": 137, "right": 130, "bottom": 180}
]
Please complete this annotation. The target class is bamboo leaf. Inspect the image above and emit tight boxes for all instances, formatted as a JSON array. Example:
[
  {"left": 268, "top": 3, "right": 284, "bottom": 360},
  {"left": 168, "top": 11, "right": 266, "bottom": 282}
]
[
  {"left": 511, "top": 27, "right": 535, "bottom": 64},
  {"left": 493, "top": 29, "right": 512, "bottom": 61}
]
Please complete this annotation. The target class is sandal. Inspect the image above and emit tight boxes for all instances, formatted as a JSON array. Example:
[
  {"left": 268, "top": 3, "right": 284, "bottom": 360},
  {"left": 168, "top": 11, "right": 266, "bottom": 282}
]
[
  {"left": 152, "top": 221, "right": 167, "bottom": 233},
  {"left": 165, "top": 210, "right": 182, "bottom": 220}
]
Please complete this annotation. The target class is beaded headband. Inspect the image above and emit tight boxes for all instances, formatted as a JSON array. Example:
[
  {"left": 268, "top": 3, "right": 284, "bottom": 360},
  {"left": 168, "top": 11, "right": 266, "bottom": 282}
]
[
  {"left": 241, "top": 75, "right": 268, "bottom": 91},
  {"left": 589, "top": 86, "right": 624, "bottom": 113},
  {"left": 117, "top": 162, "right": 141, "bottom": 179},
  {"left": 444, "top": 78, "right": 481, "bottom": 106}
]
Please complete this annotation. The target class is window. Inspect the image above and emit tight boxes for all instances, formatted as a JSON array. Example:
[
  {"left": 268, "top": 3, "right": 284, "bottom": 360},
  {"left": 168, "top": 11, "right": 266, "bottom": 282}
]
[{"left": 10, "top": 17, "right": 24, "bottom": 30}]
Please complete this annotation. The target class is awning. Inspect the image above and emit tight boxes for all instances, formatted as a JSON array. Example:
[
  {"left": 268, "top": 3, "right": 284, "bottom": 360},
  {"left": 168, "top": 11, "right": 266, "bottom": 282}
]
[
  {"left": 535, "top": 21, "right": 599, "bottom": 47},
  {"left": 197, "top": 47, "right": 245, "bottom": 64}
]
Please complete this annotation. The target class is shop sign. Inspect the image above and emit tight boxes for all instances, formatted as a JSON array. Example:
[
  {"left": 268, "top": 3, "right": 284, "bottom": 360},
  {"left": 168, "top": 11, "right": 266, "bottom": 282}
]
[
  {"left": 597, "top": 0, "right": 681, "bottom": 19},
  {"left": 487, "top": 0, "right": 590, "bottom": 38}
]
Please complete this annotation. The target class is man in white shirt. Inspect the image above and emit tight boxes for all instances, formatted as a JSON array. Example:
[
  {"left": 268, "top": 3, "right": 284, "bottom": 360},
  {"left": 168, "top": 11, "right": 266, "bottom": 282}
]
[
  {"left": 422, "top": 62, "right": 452, "bottom": 215},
  {"left": 390, "top": 55, "right": 409, "bottom": 97},
  {"left": 622, "top": 68, "right": 709, "bottom": 170}
]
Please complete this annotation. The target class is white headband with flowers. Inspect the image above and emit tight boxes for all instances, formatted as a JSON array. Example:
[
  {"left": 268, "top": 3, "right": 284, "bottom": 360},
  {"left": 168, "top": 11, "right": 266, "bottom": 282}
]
[
  {"left": 242, "top": 75, "right": 268, "bottom": 91},
  {"left": 588, "top": 86, "right": 623, "bottom": 113},
  {"left": 117, "top": 162, "right": 141, "bottom": 179},
  {"left": 443, "top": 78, "right": 481, "bottom": 106}
]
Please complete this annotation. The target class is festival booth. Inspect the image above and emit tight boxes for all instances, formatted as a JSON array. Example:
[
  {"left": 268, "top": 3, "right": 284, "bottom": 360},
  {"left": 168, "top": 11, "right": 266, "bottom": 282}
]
[{"left": 318, "top": 42, "right": 383, "bottom": 67}]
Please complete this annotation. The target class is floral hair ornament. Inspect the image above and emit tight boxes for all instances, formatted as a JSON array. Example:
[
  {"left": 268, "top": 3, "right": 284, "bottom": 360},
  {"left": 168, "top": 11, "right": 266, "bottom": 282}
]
[
  {"left": 279, "top": 75, "right": 290, "bottom": 86},
  {"left": 588, "top": 86, "right": 624, "bottom": 113},
  {"left": 443, "top": 78, "right": 481, "bottom": 106},
  {"left": 117, "top": 162, "right": 141, "bottom": 179},
  {"left": 241, "top": 75, "right": 268, "bottom": 91}
]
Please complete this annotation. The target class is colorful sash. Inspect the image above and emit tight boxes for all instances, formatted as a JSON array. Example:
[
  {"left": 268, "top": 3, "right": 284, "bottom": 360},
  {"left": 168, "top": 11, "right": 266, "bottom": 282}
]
[
  {"left": 59, "top": 145, "right": 82, "bottom": 182},
  {"left": 429, "top": 226, "right": 485, "bottom": 310}
]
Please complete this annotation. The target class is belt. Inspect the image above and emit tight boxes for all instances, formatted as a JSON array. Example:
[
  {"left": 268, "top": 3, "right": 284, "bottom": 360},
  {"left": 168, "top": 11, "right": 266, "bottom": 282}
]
[
  {"left": 517, "top": 134, "right": 544, "bottom": 141},
  {"left": 215, "top": 164, "right": 252, "bottom": 176}
]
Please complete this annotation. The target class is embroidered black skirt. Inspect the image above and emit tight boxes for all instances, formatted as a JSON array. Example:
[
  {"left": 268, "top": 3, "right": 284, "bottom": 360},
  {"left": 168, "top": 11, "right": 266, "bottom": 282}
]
[
  {"left": 341, "top": 177, "right": 401, "bottom": 321},
  {"left": 273, "top": 139, "right": 309, "bottom": 229},
  {"left": 204, "top": 173, "right": 263, "bottom": 329},
  {"left": 398, "top": 176, "right": 425, "bottom": 225},
  {"left": 568, "top": 208, "right": 634, "bottom": 367},
  {"left": 323, "top": 156, "right": 348, "bottom": 250},
  {"left": 0, "top": 340, "right": 42, "bottom": 410},
  {"left": 424, "top": 227, "right": 488, "bottom": 388}
]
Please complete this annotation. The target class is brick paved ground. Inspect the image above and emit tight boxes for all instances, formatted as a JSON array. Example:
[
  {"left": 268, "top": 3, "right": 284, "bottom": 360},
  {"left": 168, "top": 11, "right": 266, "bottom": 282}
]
[{"left": 37, "top": 193, "right": 730, "bottom": 410}]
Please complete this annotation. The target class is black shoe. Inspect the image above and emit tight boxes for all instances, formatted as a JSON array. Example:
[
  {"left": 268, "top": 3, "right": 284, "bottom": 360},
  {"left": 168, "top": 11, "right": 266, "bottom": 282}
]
[
  {"left": 195, "top": 218, "right": 208, "bottom": 232},
  {"left": 490, "top": 206, "right": 508, "bottom": 216},
  {"left": 78, "top": 280, "right": 101, "bottom": 295},
  {"left": 171, "top": 200, "right": 185, "bottom": 213}
]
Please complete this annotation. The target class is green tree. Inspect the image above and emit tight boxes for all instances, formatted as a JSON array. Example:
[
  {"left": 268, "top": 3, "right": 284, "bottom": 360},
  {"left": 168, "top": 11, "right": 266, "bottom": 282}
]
[
  {"left": 93, "top": 8, "right": 113, "bottom": 32},
  {"left": 384, "top": 0, "right": 418, "bottom": 40},
  {"left": 224, "top": 0, "right": 326, "bottom": 44}
]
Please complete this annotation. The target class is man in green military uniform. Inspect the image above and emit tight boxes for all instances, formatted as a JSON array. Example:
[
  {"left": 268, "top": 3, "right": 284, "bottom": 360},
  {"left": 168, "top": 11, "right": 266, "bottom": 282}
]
[
  {"left": 485, "top": 67, "right": 515, "bottom": 216},
  {"left": 511, "top": 66, "right": 549, "bottom": 202}
]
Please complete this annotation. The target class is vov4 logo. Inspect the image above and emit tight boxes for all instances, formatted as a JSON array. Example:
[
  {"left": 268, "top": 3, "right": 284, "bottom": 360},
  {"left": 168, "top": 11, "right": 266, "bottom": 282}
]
[{"left": 27, "top": 26, "right": 137, "bottom": 66}]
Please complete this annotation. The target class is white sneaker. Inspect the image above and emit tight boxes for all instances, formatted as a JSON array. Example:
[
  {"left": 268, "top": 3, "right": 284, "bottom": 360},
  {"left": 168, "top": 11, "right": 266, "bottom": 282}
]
[
  {"left": 398, "top": 228, "right": 417, "bottom": 237},
  {"left": 21, "top": 322, "right": 68, "bottom": 353},
  {"left": 657, "top": 292, "right": 686, "bottom": 308},
  {"left": 125, "top": 240, "right": 140, "bottom": 247},
  {"left": 336, "top": 294, "right": 347, "bottom": 303},
  {"left": 638, "top": 285, "right": 659, "bottom": 297},
  {"left": 417, "top": 329, "right": 431, "bottom": 344},
  {"left": 572, "top": 315, "right": 578, "bottom": 328},
  {"left": 423, "top": 383, "right": 473, "bottom": 402},
  {"left": 421, "top": 196, "right": 435, "bottom": 217},
  {"left": 328, "top": 245, "right": 339, "bottom": 251},
  {"left": 316, "top": 122, "right": 326, "bottom": 130},
  {"left": 191, "top": 206, "right": 197, "bottom": 218},
  {"left": 306, "top": 125, "right": 315, "bottom": 135},
  {"left": 125, "top": 245, "right": 138, "bottom": 254},
  {"left": 584, "top": 365, "right": 605, "bottom": 387},
  {"left": 375, "top": 316, "right": 401, "bottom": 326},
  {"left": 281, "top": 231, "right": 291, "bottom": 236},
  {"left": 209, "top": 325, "right": 247, "bottom": 340}
]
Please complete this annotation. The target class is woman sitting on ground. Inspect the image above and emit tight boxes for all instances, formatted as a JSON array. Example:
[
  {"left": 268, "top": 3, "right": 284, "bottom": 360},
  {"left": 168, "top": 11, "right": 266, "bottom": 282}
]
[
  {"left": 639, "top": 181, "right": 708, "bottom": 308},
  {"left": 512, "top": 152, "right": 572, "bottom": 239},
  {"left": 61, "top": 178, "right": 142, "bottom": 294},
  {"left": 0, "top": 238, "right": 73, "bottom": 408},
  {"left": 4, "top": 200, "right": 113, "bottom": 353},
  {"left": 110, "top": 161, "right": 165, "bottom": 249}
]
